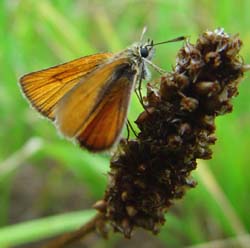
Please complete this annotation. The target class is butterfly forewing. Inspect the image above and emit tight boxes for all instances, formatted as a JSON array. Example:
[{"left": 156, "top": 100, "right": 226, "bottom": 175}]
[
  {"left": 55, "top": 57, "right": 137, "bottom": 151},
  {"left": 19, "top": 53, "right": 112, "bottom": 120}
]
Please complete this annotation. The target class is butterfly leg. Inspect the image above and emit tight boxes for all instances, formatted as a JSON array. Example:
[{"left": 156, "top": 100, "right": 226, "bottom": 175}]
[
  {"left": 135, "top": 76, "right": 144, "bottom": 108},
  {"left": 126, "top": 119, "right": 138, "bottom": 140},
  {"left": 126, "top": 121, "right": 130, "bottom": 140},
  {"left": 143, "top": 58, "right": 167, "bottom": 74}
]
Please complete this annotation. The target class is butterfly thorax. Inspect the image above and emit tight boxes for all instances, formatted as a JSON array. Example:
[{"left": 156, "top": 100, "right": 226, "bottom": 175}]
[{"left": 117, "top": 40, "right": 155, "bottom": 80}]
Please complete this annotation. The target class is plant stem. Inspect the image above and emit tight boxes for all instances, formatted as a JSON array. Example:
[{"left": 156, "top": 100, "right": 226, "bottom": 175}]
[{"left": 41, "top": 212, "right": 105, "bottom": 248}]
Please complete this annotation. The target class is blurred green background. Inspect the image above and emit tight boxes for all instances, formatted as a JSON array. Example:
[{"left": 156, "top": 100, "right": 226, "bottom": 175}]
[{"left": 0, "top": 0, "right": 250, "bottom": 247}]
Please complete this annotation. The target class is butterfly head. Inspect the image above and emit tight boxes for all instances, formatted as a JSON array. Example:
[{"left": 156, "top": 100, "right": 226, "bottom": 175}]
[{"left": 139, "top": 39, "right": 155, "bottom": 61}]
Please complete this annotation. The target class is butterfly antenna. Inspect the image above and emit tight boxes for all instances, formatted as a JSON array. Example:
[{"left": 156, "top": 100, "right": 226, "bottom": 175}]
[
  {"left": 140, "top": 26, "right": 148, "bottom": 42},
  {"left": 152, "top": 36, "right": 186, "bottom": 46}
]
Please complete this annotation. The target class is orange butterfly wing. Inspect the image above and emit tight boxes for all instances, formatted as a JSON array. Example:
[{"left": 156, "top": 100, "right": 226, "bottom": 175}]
[
  {"left": 77, "top": 74, "right": 135, "bottom": 151},
  {"left": 55, "top": 58, "right": 137, "bottom": 151},
  {"left": 19, "top": 53, "right": 112, "bottom": 120}
]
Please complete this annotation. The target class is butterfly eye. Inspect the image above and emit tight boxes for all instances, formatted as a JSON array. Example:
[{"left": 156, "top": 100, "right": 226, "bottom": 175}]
[{"left": 140, "top": 47, "right": 149, "bottom": 58}]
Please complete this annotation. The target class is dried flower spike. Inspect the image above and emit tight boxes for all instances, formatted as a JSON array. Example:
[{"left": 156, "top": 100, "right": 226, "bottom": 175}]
[{"left": 100, "top": 28, "right": 248, "bottom": 238}]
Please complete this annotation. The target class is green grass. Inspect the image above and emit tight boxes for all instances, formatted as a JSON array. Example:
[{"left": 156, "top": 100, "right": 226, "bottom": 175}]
[{"left": 0, "top": 0, "right": 250, "bottom": 247}]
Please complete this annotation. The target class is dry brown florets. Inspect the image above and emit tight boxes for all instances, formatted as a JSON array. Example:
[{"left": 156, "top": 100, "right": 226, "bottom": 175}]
[{"left": 96, "top": 28, "right": 247, "bottom": 238}]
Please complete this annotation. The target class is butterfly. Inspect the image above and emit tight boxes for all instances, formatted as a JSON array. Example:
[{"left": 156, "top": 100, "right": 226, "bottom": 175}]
[{"left": 19, "top": 28, "right": 184, "bottom": 152}]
